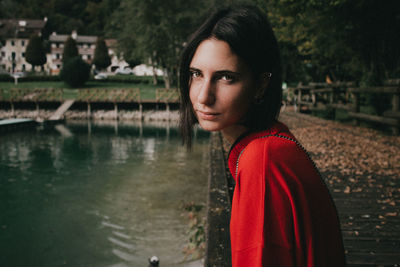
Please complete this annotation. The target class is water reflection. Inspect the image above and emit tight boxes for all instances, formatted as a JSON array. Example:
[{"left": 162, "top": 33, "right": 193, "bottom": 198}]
[{"left": 0, "top": 121, "right": 209, "bottom": 267}]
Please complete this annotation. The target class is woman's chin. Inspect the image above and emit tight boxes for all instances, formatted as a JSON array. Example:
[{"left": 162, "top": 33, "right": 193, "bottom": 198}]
[{"left": 197, "top": 120, "right": 223, "bottom": 132}]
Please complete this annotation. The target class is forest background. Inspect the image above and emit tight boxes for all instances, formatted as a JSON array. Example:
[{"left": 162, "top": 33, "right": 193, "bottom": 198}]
[{"left": 1, "top": 0, "right": 399, "bottom": 87}]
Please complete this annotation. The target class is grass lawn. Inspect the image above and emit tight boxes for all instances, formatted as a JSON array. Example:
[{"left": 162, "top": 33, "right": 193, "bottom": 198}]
[{"left": 0, "top": 81, "right": 165, "bottom": 100}]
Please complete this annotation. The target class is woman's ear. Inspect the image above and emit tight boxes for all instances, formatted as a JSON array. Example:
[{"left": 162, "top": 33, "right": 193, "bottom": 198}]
[{"left": 254, "top": 72, "right": 272, "bottom": 101}]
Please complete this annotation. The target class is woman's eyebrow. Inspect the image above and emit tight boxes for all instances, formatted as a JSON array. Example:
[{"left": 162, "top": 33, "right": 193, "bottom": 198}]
[
  {"left": 214, "top": 70, "right": 241, "bottom": 76},
  {"left": 189, "top": 67, "right": 202, "bottom": 72},
  {"left": 189, "top": 67, "right": 241, "bottom": 76}
]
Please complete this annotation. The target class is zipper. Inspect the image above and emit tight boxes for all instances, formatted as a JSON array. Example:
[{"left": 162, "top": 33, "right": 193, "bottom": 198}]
[{"left": 235, "top": 134, "right": 322, "bottom": 179}]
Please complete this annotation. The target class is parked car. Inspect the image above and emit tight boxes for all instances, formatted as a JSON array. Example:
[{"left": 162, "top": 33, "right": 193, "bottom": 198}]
[
  {"left": 94, "top": 73, "right": 108, "bottom": 80},
  {"left": 11, "top": 72, "right": 27, "bottom": 78},
  {"left": 115, "top": 67, "right": 133, "bottom": 75}
]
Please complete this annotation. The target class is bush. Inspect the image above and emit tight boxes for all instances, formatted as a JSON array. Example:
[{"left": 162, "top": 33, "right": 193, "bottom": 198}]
[
  {"left": 22, "top": 75, "right": 61, "bottom": 82},
  {"left": 0, "top": 74, "right": 61, "bottom": 82},
  {"left": 0, "top": 74, "right": 13, "bottom": 82},
  {"left": 93, "top": 38, "right": 111, "bottom": 70},
  {"left": 62, "top": 37, "right": 79, "bottom": 63},
  {"left": 25, "top": 35, "right": 46, "bottom": 70},
  {"left": 60, "top": 57, "right": 91, "bottom": 87},
  {"left": 94, "top": 75, "right": 164, "bottom": 84}
]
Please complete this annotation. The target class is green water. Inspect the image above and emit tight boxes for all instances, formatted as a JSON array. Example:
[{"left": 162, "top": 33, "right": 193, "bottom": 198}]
[{"left": 0, "top": 121, "right": 209, "bottom": 267}]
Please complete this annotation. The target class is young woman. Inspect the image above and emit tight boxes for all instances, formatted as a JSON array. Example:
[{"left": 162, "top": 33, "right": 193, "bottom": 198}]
[{"left": 179, "top": 5, "right": 346, "bottom": 267}]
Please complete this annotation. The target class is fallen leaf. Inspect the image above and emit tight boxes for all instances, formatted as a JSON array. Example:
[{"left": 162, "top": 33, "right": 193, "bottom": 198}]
[{"left": 344, "top": 186, "right": 351, "bottom": 194}]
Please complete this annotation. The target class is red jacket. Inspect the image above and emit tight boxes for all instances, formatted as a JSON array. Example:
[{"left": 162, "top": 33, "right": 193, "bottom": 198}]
[{"left": 227, "top": 121, "right": 346, "bottom": 266}]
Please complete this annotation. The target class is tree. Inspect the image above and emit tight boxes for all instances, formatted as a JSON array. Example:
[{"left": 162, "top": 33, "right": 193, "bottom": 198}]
[
  {"left": 1, "top": 0, "right": 121, "bottom": 36},
  {"left": 126, "top": 58, "right": 141, "bottom": 69},
  {"left": 107, "top": 0, "right": 215, "bottom": 88},
  {"left": 93, "top": 37, "right": 111, "bottom": 70},
  {"left": 0, "top": 0, "right": 18, "bottom": 18},
  {"left": 25, "top": 34, "right": 47, "bottom": 72},
  {"left": 60, "top": 56, "right": 90, "bottom": 87},
  {"left": 62, "top": 36, "right": 79, "bottom": 63},
  {"left": 265, "top": 0, "right": 400, "bottom": 84}
]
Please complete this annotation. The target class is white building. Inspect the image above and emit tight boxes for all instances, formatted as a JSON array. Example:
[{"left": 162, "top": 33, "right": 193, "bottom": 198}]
[
  {"left": 48, "top": 31, "right": 99, "bottom": 75},
  {"left": 0, "top": 19, "right": 158, "bottom": 77},
  {"left": 0, "top": 18, "right": 47, "bottom": 73},
  {"left": 132, "top": 64, "right": 164, "bottom": 76},
  {"left": 48, "top": 31, "right": 131, "bottom": 75}
]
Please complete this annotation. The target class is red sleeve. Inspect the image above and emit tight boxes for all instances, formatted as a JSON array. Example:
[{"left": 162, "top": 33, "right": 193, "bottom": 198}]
[{"left": 230, "top": 137, "right": 346, "bottom": 267}]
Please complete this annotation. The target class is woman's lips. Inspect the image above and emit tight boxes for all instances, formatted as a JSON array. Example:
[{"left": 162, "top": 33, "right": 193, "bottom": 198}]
[{"left": 197, "top": 110, "right": 220, "bottom": 120}]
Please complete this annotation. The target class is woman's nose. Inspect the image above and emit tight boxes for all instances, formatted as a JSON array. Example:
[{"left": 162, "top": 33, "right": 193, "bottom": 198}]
[{"left": 197, "top": 79, "right": 215, "bottom": 105}]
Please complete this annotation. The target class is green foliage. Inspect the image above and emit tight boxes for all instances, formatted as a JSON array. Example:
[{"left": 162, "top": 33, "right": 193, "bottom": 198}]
[
  {"left": 362, "top": 93, "right": 392, "bottom": 116},
  {"left": 266, "top": 0, "right": 400, "bottom": 84},
  {"left": 60, "top": 57, "right": 90, "bottom": 87},
  {"left": 0, "top": 74, "right": 61, "bottom": 82},
  {"left": 181, "top": 202, "right": 205, "bottom": 260},
  {"left": 106, "top": 0, "right": 217, "bottom": 88},
  {"left": 93, "top": 37, "right": 111, "bottom": 70},
  {"left": 2, "top": 0, "right": 399, "bottom": 88},
  {"left": 0, "top": 74, "right": 13, "bottom": 82},
  {"left": 0, "top": 0, "right": 18, "bottom": 19},
  {"left": 18, "top": 75, "right": 61, "bottom": 82},
  {"left": 16, "top": 75, "right": 60, "bottom": 82},
  {"left": 62, "top": 37, "right": 79, "bottom": 64},
  {"left": 25, "top": 35, "right": 47, "bottom": 70},
  {"left": 125, "top": 59, "right": 141, "bottom": 69},
  {"left": 1, "top": 0, "right": 121, "bottom": 36},
  {"left": 101, "top": 75, "right": 164, "bottom": 84}
]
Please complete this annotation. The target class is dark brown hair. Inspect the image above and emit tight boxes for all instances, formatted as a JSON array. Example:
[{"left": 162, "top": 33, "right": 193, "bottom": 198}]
[{"left": 179, "top": 5, "right": 282, "bottom": 148}]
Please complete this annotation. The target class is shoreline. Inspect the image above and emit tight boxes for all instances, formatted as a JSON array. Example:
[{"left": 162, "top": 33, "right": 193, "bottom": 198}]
[{"left": 0, "top": 109, "right": 180, "bottom": 122}]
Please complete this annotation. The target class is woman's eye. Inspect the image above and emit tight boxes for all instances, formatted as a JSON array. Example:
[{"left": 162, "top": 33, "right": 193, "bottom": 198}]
[
  {"left": 190, "top": 70, "right": 201, "bottom": 78},
  {"left": 220, "top": 74, "right": 236, "bottom": 82}
]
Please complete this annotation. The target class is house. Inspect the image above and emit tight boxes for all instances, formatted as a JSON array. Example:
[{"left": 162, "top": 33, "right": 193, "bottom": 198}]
[
  {"left": 48, "top": 31, "right": 98, "bottom": 75},
  {"left": 48, "top": 31, "right": 129, "bottom": 75},
  {"left": 0, "top": 18, "right": 47, "bottom": 73},
  {"left": 0, "top": 18, "right": 156, "bottom": 76}
]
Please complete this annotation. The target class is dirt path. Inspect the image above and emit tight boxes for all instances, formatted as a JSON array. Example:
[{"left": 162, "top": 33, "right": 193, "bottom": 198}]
[{"left": 280, "top": 111, "right": 400, "bottom": 266}]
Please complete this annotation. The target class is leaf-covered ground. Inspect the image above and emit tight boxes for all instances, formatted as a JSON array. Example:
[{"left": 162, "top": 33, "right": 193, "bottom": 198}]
[{"left": 280, "top": 111, "right": 400, "bottom": 266}]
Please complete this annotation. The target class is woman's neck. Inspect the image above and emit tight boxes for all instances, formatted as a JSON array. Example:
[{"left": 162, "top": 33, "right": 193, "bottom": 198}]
[{"left": 221, "top": 124, "right": 249, "bottom": 145}]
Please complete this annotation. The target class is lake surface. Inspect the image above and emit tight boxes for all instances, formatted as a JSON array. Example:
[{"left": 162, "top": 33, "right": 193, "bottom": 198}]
[{"left": 0, "top": 120, "right": 209, "bottom": 267}]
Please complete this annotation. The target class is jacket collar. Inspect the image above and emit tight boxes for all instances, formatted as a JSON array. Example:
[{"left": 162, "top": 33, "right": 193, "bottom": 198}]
[{"left": 227, "top": 121, "right": 290, "bottom": 177}]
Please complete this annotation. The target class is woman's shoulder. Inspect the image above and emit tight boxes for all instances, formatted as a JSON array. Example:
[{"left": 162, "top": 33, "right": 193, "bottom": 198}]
[
  {"left": 244, "top": 120, "right": 303, "bottom": 155},
  {"left": 243, "top": 132, "right": 306, "bottom": 163},
  {"left": 228, "top": 121, "right": 308, "bottom": 175},
  {"left": 241, "top": 122, "right": 314, "bottom": 171},
  {"left": 240, "top": 127, "right": 321, "bottom": 186}
]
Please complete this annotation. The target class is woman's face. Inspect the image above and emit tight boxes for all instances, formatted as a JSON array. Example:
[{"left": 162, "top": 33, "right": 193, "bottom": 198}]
[{"left": 189, "top": 38, "right": 256, "bottom": 134}]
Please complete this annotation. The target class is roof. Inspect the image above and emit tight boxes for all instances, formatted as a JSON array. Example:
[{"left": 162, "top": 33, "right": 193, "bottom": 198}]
[
  {"left": 0, "top": 19, "right": 46, "bottom": 39},
  {"left": 105, "top": 39, "right": 117, "bottom": 48},
  {"left": 49, "top": 34, "right": 98, "bottom": 44}
]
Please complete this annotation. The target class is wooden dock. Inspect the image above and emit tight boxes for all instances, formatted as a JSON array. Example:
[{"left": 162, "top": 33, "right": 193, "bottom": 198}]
[
  {"left": 49, "top": 100, "right": 75, "bottom": 121},
  {"left": 208, "top": 110, "right": 400, "bottom": 267},
  {"left": 281, "top": 111, "right": 400, "bottom": 266}
]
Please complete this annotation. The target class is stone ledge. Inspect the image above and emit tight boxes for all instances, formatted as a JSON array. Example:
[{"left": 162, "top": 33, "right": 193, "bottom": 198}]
[{"left": 205, "top": 132, "right": 232, "bottom": 267}]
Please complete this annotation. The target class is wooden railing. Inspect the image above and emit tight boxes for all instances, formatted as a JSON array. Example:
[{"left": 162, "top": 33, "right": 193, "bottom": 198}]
[
  {"left": 77, "top": 88, "right": 141, "bottom": 103},
  {"left": 9, "top": 88, "right": 63, "bottom": 102},
  {"left": 348, "top": 85, "right": 400, "bottom": 128},
  {"left": 155, "top": 88, "right": 179, "bottom": 103},
  {"left": 288, "top": 80, "right": 400, "bottom": 133}
]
